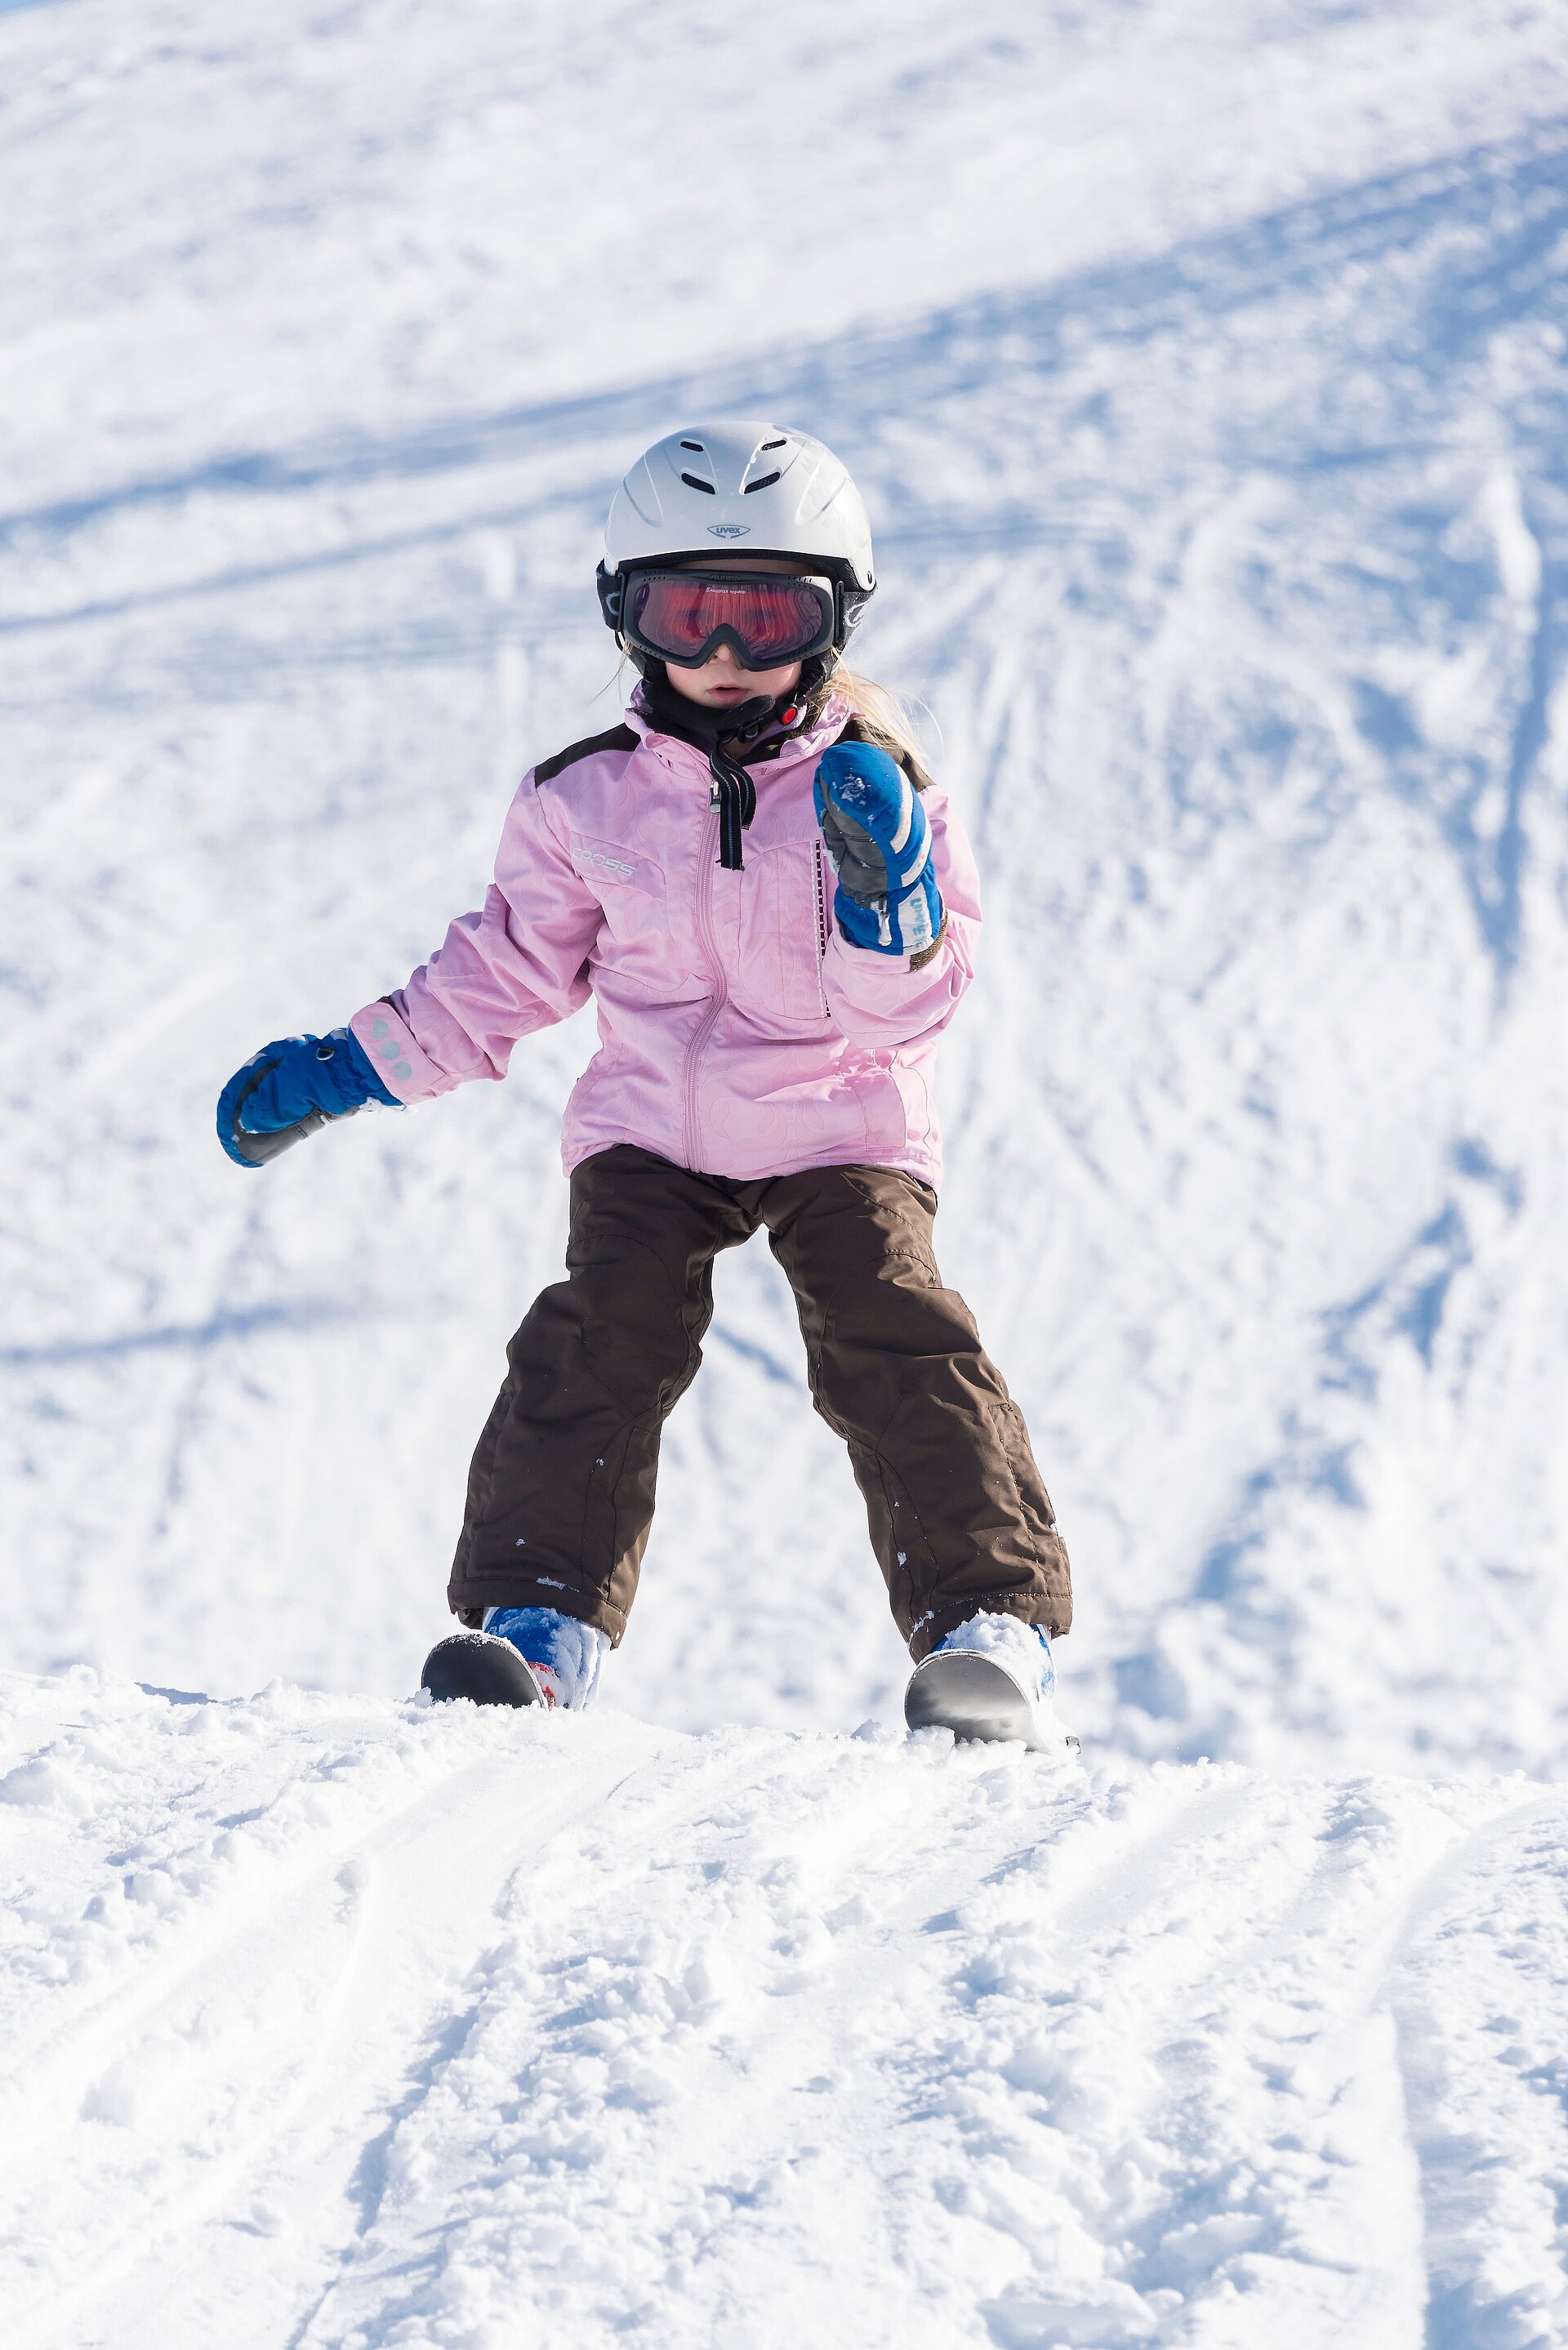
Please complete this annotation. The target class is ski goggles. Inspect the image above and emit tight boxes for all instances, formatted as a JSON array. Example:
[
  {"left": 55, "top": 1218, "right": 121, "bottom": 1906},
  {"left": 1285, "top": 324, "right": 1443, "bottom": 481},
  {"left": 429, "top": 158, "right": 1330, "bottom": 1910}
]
[{"left": 620, "top": 569, "right": 837, "bottom": 670}]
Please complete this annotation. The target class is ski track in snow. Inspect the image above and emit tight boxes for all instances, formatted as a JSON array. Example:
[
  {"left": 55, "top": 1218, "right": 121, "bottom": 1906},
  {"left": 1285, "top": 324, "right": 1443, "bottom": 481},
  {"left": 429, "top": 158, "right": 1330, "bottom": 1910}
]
[
  {"left": 1, "top": 1672, "right": 1566, "bottom": 2348},
  {"left": 5, "top": 1, "right": 1568, "bottom": 2340}
]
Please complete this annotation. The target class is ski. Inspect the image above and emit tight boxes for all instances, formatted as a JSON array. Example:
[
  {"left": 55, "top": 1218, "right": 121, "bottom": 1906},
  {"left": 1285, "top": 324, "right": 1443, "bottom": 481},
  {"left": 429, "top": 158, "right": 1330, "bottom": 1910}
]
[
  {"left": 421, "top": 1631, "right": 546, "bottom": 1709},
  {"left": 905, "top": 1647, "right": 1080, "bottom": 1759}
]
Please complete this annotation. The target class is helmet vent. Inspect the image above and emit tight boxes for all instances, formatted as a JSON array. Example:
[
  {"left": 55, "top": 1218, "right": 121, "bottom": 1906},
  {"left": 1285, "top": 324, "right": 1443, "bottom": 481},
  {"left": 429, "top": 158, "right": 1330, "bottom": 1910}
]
[
  {"left": 679, "top": 439, "right": 704, "bottom": 451},
  {"left": 680, "top": 472, "right": 717, "bottom": 494},
  {"left": 761, "top": 438, "right": 786, "bottom": 450},
  {"left": 743, "top": 470, "right": 781, "bottom": 494}
]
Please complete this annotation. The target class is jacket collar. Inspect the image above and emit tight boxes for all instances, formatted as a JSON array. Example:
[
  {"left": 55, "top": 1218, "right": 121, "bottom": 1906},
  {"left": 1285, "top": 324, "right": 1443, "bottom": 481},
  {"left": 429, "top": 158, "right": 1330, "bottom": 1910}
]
[{"left": 627, "top": 688, "right": 849, "bottom": 776}]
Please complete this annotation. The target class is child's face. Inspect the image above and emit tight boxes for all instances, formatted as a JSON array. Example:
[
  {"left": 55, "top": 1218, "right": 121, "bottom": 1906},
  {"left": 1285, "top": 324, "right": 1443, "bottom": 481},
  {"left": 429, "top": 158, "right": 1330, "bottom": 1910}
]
[
  {"left": 665, "top": 642, "right": 804, "bottom": 711},
  {"left": 662, "top": 555, "right": 806, "bottom": 711}
]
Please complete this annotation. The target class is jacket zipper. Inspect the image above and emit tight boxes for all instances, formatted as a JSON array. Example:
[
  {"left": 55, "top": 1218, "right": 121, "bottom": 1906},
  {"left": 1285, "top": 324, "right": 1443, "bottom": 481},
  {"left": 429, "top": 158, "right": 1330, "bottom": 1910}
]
[
  {"left": 812, "top": 843, "right": 830, "bottom": 1017},
  {"left": 683, "top": 804, "right": 727, "bottom": 1169}
]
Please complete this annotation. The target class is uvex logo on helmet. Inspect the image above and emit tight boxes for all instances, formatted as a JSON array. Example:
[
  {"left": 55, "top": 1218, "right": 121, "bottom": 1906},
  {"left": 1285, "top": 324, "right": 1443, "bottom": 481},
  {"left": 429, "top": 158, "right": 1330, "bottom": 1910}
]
[{"left": 708, "top": 523, "right": 750, "bottom": 539}]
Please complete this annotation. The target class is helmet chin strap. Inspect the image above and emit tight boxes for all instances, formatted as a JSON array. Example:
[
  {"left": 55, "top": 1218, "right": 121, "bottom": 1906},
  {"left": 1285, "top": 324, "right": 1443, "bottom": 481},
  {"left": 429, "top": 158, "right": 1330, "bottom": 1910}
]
[{"left": 637, "top": 662, "right": 824, "bottom": 870}]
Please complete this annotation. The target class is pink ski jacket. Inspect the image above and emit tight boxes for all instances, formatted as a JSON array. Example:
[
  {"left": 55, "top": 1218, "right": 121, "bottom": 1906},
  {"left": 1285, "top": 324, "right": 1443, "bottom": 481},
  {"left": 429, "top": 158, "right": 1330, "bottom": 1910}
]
[{"left": 350, "top": 694, "right": 980, "bottom": 1188}]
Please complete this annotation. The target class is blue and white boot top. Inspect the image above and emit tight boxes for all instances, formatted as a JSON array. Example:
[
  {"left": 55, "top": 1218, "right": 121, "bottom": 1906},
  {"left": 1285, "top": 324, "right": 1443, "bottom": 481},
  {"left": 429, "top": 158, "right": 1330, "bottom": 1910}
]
[
  {"left": 421, "top": 1607, "right": 608, "bottom": 1711},
  {"left": 904, "top": 1613, "right": 1080, "bottom": 1759}
]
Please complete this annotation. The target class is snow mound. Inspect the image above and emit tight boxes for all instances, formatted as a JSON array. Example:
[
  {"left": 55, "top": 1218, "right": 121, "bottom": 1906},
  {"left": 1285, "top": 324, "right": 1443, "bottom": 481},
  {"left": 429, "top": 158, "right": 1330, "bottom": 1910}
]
[{"left": 2, "top": 1670, "right": 1565, "bottom": 2348}]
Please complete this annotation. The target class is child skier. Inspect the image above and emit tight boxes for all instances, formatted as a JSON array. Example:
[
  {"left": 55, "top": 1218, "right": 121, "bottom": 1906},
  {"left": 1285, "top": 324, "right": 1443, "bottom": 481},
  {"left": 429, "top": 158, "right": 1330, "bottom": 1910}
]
[{"left": 217, "top": 422, "right": 1076, "bottom": 1754}]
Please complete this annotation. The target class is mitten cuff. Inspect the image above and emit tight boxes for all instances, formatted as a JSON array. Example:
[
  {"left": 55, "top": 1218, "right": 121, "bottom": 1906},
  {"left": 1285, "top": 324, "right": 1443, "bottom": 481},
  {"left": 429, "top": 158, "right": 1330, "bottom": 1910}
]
[{"left": 908, "top": 913, "right": 949, "bottom": 970}]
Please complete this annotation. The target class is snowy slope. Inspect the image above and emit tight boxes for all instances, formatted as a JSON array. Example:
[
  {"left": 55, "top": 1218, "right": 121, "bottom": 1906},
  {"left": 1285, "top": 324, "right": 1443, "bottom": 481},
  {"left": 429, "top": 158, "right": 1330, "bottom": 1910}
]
[
  {"left": 4, "top": 0, "right": 1568, "bottom": 1766},
  {"left": 4, "top": 1669, "right": 1566, "bottom": 2349},
  {"left": 5, "top": 1, "right": 1568, "bottom": 2340}
]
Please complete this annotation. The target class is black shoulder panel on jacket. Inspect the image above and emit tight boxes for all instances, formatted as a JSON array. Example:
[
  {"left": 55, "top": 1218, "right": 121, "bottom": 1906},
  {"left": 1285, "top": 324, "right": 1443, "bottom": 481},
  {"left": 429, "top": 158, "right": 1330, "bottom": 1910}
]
[{"left": 532, "top": 724, "right": 639, "bottom": 786}]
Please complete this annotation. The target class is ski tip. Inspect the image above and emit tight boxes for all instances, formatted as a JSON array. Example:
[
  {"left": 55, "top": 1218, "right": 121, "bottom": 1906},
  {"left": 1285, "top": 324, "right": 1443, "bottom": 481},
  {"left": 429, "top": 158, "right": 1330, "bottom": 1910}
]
[
  {"left": 904, "top": 1648, "right": 1080, "bottom": 1761},
  {"left": 421, "top": 1632, "right": 544, "bottom": 1710}
]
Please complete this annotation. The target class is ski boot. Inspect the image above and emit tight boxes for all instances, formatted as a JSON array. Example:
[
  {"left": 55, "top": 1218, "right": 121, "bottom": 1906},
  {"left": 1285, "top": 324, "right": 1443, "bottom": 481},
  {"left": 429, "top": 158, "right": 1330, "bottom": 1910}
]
[
  {"left": 905, "top": 1613, "right": 1079, "bottom": 1759},
  {"left": 421, "top": 1607, "right": 607, "bottom": 1710}
]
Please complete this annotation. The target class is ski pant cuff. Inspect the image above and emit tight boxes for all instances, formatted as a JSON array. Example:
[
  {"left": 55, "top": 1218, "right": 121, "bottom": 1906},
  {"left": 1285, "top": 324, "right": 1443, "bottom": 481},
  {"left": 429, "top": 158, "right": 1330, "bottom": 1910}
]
[
  {"left": 448, "top": 1582, "right": 630, "bottom": 1648},
  {"left": 906, "top": 1592, "right": 1068, "bottom": 1665}
]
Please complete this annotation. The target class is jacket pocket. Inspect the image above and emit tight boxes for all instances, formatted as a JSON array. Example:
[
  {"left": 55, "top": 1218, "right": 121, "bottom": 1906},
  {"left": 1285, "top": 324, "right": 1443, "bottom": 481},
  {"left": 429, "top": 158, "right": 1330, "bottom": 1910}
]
[
  {"left": 730, "top": 840, "right": 828, "bottom": 1024},
  {"left": 849, "top": 1055, "right": 909, "bottom": 1157}
]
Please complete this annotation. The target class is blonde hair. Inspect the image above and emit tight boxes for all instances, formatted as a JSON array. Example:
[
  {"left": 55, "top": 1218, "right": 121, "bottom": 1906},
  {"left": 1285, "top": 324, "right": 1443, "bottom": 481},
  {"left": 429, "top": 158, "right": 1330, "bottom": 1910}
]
[{"left": 822, "top": 662, "right": 934, "bottom": 788}]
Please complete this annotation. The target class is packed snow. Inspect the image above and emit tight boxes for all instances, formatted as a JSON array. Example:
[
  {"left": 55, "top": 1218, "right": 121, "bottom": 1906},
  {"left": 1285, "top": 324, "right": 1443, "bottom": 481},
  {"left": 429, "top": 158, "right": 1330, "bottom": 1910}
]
[
  {"left": 6, "top": 1673, "right": 1567, "bottom": 2347},
  {"left": 4, "top": 1, "right": 1568, "bottom": 2342}
]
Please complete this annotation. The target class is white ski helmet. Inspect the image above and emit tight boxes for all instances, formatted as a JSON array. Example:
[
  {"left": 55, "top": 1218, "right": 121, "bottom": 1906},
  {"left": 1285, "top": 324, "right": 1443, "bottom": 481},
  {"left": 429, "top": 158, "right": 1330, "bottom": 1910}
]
[{"left": 597, "top": 420, "right": 875, "bottom": 660}]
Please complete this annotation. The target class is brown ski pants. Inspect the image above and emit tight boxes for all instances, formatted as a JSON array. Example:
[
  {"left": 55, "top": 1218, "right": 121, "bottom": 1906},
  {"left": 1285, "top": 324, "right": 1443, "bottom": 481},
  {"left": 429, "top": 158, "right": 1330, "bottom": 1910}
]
[{"left": 448, "top": 1145, "right": 1071, "bottom": 1660}]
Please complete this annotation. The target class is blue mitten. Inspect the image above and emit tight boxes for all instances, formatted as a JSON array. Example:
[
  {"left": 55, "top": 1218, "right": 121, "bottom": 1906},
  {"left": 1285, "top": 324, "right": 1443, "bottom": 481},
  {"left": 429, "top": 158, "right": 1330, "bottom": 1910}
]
[
  {"left": 814, "top": 741, "right": 944, "bottom": 957},
  {"left": 216, "top": 1028, "right": 397, "bottom": 1168}
]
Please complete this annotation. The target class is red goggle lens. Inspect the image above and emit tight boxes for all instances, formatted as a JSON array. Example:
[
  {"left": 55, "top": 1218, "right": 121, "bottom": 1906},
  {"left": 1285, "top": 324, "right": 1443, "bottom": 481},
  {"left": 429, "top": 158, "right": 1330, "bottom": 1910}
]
[{"left": 628, "top": 573, "right": 831, "bottom": 667}]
